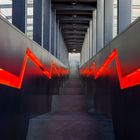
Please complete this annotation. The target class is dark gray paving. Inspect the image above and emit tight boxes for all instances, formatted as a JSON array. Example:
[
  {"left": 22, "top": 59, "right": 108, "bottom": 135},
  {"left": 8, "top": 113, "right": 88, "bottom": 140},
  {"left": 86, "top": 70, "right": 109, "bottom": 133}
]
[
  {"left": 89, "top": 112, "right": 115, "bottom": 140},
  {"left": 52, "top": 95, "right": 87, "bottom": 112},
  {"left": 27, "top": 112, "right": 115, "bottom": 140},
  {"left": 27, "top": 67, "right": 115, "bottom": 140}
]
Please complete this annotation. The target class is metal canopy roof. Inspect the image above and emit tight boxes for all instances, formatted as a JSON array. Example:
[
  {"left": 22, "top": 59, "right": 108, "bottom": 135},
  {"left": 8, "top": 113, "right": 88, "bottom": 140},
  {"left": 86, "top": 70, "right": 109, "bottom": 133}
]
[{"left": 52, "top": 0, "right": 97, "bottom": 53}]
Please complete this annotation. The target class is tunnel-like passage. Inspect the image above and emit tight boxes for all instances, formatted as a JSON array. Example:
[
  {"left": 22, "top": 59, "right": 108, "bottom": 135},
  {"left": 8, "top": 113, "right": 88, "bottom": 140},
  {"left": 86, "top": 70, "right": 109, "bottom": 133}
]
[{"left": 0, "top": 0, "right": 140, "bottom": 140}]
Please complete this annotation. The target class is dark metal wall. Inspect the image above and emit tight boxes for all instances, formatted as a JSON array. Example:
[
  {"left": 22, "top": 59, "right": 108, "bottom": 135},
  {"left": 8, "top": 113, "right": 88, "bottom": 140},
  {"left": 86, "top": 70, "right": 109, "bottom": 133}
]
[
  {"left": 80, "top": 17, "right": 140, "bottom": 140},
  {"left": 0, "top": 16, "right": 68, "bottom": 140}
]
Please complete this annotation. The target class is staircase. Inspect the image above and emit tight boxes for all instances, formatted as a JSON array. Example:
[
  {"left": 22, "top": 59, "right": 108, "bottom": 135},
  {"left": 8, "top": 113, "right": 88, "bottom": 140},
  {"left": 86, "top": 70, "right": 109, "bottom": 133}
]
[{"left": 26, "top": 66, "right": 114, "bottom": 140}]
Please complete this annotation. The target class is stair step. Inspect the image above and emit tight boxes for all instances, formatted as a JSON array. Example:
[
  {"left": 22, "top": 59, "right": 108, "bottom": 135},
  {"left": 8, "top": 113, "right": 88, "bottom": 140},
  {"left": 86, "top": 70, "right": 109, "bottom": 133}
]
[
  {"left": 64, "top": 83, "right": 82, "bottom": 88},
  {"left": 59, "top": 88, "right": 84, "bottom": 95},
  {"left": 51, "top": 95, "right": 87, "bottom": 112},
  {"left": 27, "top": 112, "right": 99, "bottom": 140},
  {"left": 65, "top": 79, "right": 81, "bottom": 84}
]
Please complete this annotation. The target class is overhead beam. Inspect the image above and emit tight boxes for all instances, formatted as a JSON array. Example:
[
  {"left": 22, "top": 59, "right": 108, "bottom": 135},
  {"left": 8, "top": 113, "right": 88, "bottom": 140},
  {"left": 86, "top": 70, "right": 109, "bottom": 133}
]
[
  {"left": 66, "top": 43, "right": 83, "bottom": 46},
  {"left": 68, "top": 46, "right": 81, "bottom": 49},
  {"left": 63, "top": 33, "right": 85, "bottom": 36},
  {"left": 63, "top": 31, "right": 86, "bottom": 35},
  {"left": 68, "top": 47, "right": 81, "bottom": 52},
  {"left": 65, "top": 40, "right": 83, "bottom": 43},
  {"left": 56, "top": 10, "right": 92, "bottom": 15},
  {"left": 52, "top": 0, "right": 96, "bottom": 3},
  {"left": 68, "top": 44, "right": 82, "bottom": 46},
  {"left": 67, "top": 44, "right": 82, "bottom": 46},
  {"left": 68, "top": 47, "right": 81, "bottom": 49},
  {"left": 62, "top": 26, "right": 88, "bottom": 31},
  {"left": 52, "top": 3, "right": 95, "bottom": 11},
  {"left": 60, "top": 23, "right": 89, "bottom": 26},
  {"left": 67, "top": 46, "right": 82, "bottom": 50},
  {"left": 68, "top": 47, "right": 81, "bottom": 50},
  {"left": 57, "top": 16, "right": 92, "bottom": 21},
  {"left": 61, "top": 25, "right": 88, "bottom": 30},
  {"left": 64, "top": 36, "right": 85, "bottom": 39},
  {"left": 64, "top": 39, "right": 84, "bottom": 42},
  {"left": 62, "top": 28, "right": 87, "bottom": 32},
  {"left": 68, "top": 50, "right": 81, "bottom": 53},
  {"left": 66, "top": 39, "right": 83, "bottom": 41},
  {"left": 59, "top": 20, "right": 89, "bottom": 24},
  {"left": 66, "top": 41, "right": 83, "bottom": 44},
  {"left": 66, "top": 45, "right": 82, "bottom": 48},
  {"left": 63, "top": 30, "right": 86, "bottom": 33}
]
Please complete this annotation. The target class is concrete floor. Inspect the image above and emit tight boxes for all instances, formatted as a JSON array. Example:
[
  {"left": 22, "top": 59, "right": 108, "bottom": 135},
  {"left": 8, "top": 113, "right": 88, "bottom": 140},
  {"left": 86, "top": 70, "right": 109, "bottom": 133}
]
[{"left": 26, "top": 64, "right": 115, "bottom": 140}]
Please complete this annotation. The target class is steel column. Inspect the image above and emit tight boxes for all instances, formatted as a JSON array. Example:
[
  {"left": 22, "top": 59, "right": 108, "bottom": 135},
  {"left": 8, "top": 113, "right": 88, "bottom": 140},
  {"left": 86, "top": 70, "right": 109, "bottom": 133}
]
[
  {"left": 33, "top": 0, "right": 42, "bottom": 46},
  {"left": 54, "top": 10, "right": 57, "bottom": 57},
  {"left": 42, "top": 0, "right": 51, "bottom": 51},
  {"left": 96, "top": 0, "right": 104, "bottom": 52},
  {"left": 92, "top": 10, "right": 97, "bottom": 56},
  {"left": 56, "top": 21, "right": 59, "bottom": 58},
  {"left": 51, "top": 10, "right": 55, "bottom": 55},
  {"left": 12, "top": 0, "right": 25, "bottom": 33},
  {"left": 104, "top": 0, "right": 113, "bottom": 46},
  {"left": 118, "top": 0, "right": 131, "bottom": 33},
  {"left": 89, "top": 20, "right": 93, "bottom": 59}
]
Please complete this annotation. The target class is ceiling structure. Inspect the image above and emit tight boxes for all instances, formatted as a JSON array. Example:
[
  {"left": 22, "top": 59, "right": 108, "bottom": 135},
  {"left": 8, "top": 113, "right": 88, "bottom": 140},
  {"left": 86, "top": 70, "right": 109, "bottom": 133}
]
[{"left": 52, "top": 0, "right": 97, "bottom": 53}]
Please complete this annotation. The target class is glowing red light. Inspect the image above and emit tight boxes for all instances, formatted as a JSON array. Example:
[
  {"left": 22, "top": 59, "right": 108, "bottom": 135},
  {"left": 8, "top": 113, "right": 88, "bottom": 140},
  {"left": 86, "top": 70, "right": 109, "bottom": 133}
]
[
  {"left": 0, "top": 48, "right": 69, "bottom": 89},
  {"left": 80, "top": 49, "right": 140, "bottom": 90}
]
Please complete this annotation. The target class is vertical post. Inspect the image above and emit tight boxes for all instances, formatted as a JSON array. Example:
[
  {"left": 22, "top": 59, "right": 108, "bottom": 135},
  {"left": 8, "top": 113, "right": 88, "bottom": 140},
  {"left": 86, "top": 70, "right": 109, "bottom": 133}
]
[
  {"left": 51, "top": 10, "right": 55, "bottom": 55},
  {"left": 87, "top": 28, "right": 90, "bottom": 61},
  {"left": 33, "top": 0, "right": 42, "bottom": 46},
  {"left": 12, "top": 0, "right": 25, "bottom": 33},
  {"left": 104, "top": 0, "right": 113, "bottom": 46},
  {"left": 58, "top": 26, "right": 61, "bottom": 60},
  {"left": 54, "top": 10, "right": 57, "bottom": 57},
  {"left": 96, "top": 0, "right": 104, "bottom": 52},
  {"left": 83, "top": 40, "right": 86, "bottom": 64},
  {"left": 118, "top": 0, "right": 131, "bottom": 33},
  {"left": 42, "top": 0, "right": 51, "bottom": 51},
  {"left": 89, "top": 20, "right": 93, "bottom": 59},
  {"left": 92, "top": 10, "right": 97, "bottom": 56},
  {"left": 56, "top": 21, "right": 60, "bottom": 59}
]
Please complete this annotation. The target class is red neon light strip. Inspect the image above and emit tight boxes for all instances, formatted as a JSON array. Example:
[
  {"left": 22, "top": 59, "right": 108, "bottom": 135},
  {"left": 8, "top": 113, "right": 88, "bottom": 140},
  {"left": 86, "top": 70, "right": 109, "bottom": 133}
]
[
  {"left": 80, "top": 49, "right": 140, "bottom": 89},
  {"left": 0, "top": 48, "right": 68, "bottom": 89}
]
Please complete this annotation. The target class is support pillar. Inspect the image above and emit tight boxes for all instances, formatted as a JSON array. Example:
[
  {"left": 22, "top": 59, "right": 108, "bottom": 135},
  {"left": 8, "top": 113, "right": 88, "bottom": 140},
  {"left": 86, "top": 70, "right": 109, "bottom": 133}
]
[
  {"left": 42, "top": 0, "right": 51, "bottom": 51},
  {"left": 59, "top": 27, "right": 62, "bottom": 60},
  {"left": 89, "top": 21, "right": 93, "bottom": 59},
  {"left": 104, "top": 0, "right": 113, "bottom": 46},
  {"left": 87, "top": 28, "right": 90, "bottom": 61},
  {"left": 12, "top": 0, "right": 25, "bottom": 33},
  {"left": 118, "top": 0, "right": 131, "bottom": 33},
  {"left": 54, "top": 11, "right": 57, "bottom": 57},
  {"left": 92, "top": 10, "right": 96, "bottom": 56},
  {"left": 56, "top": 21, "right": 60, "bottom": 59},
  {"left": 33, "top": 0, "right": 42, "bottom": 46},
  {"left": 51, "top": 10, "right": 55, "bottom": 55},
  {"left": 96, "top": 0, "right": 104, "bottom": 52}
]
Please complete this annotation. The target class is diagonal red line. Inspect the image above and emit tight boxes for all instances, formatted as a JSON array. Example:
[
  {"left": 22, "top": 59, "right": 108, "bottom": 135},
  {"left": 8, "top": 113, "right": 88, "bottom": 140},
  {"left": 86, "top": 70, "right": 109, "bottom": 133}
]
[
  {"left": 0, "top": 48, "right": 68, "bottom": 89},
  {"left": 80, "top": 49, "right": 140, "bottom": 90}
]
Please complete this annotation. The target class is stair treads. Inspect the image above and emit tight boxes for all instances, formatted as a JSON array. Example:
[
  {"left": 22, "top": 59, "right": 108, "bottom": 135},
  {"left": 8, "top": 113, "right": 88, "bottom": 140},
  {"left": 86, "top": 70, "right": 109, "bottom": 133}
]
[
  {"left": 51, "top": 95, "right": 87, "bottom": 112},
  {"left": 59, "top": 87, "right": 84, "bottom": 95},
  {"left": 26, "top": 112, "right": 99, "bottom": 140}
]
